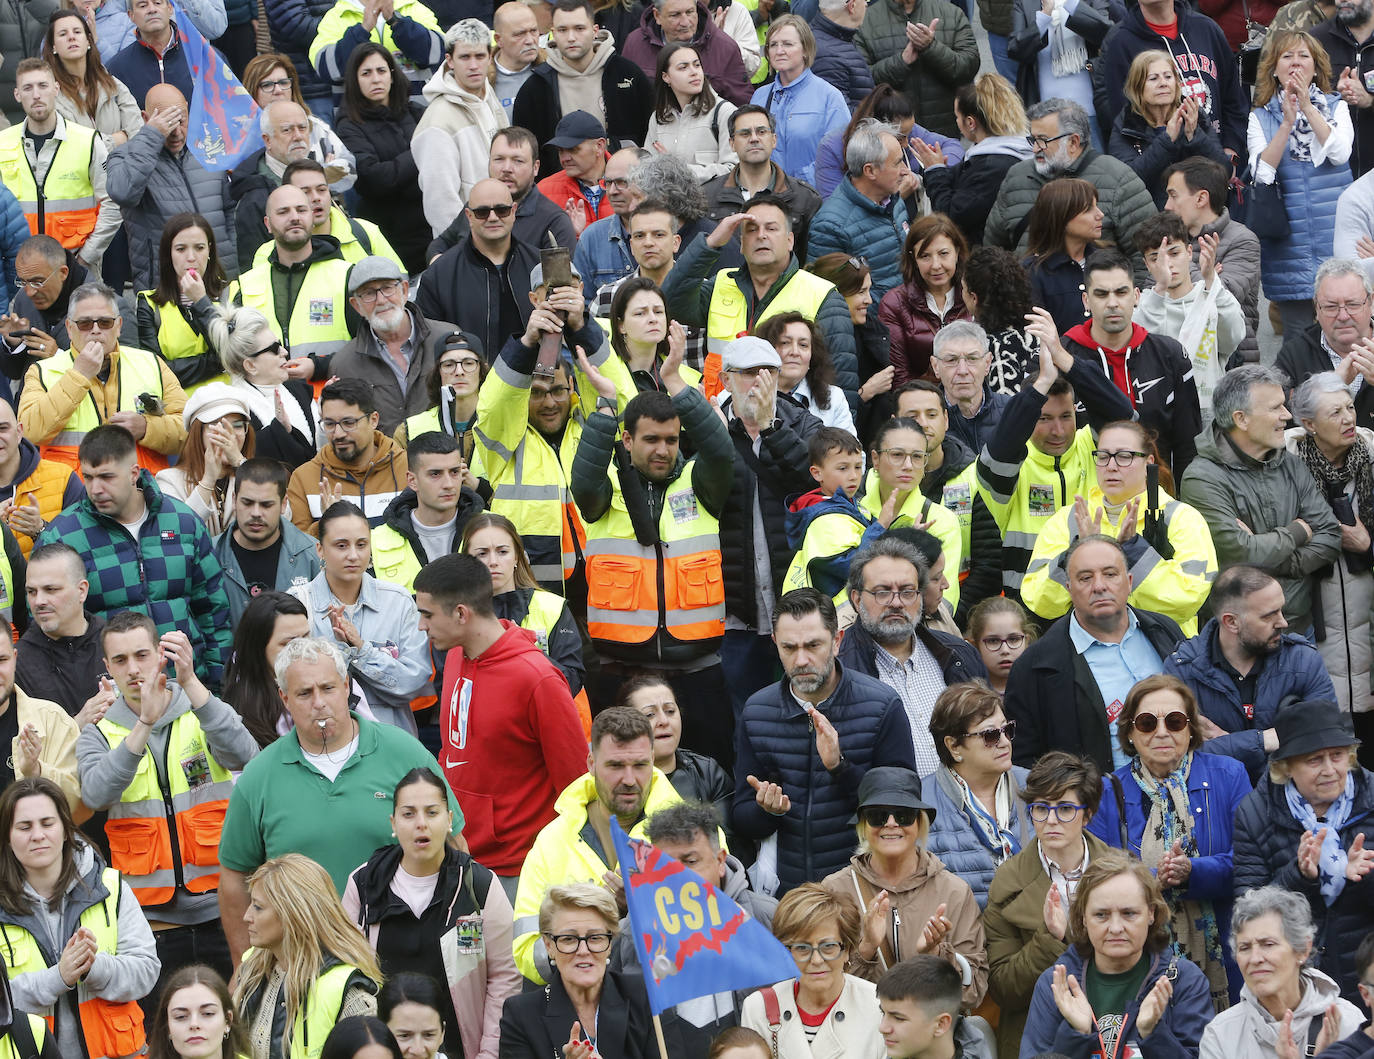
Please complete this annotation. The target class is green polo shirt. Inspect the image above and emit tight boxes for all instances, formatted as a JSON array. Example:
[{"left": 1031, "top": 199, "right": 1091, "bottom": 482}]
[{"left": 218, "top": 713, "right": 464, "bottom": 892}]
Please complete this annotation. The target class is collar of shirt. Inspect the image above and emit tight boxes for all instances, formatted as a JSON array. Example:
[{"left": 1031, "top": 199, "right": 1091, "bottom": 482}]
[
  {"left": 370, "top": 307, "right": 416, "bottom": 358},
  {"left": 1207, "top": 620, "right": 1268, "bottom": 683},
  {"left": 1068, "top": 608, "right": 1139, "bottom": 655},
  {"left": 874, "top": 634, "right": 938, "bottom": 675},
  {"left": 1038, "top": 836, "right": 1091, "bottom": 903}
]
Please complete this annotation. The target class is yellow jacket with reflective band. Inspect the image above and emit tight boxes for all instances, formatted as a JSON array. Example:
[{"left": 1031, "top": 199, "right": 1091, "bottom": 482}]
[
  {"left": 0, "top": 540, "right": 16, "bottom": 632},
  {"left": 783, "top": 505, "right": 873, "bottom": 604},
  {"left": 975, "top": 425, "right": 1098, "bottom": 593},
  {"left": 856, "top": 469, "right": 964, "bottom": 610},
  {"left": 14, "top": 454, "right": 78, "bottom": 558},
  {"left": 582, "top": 458, "right": 726, "bottom": 651},
  {"left": 702, "top": 266, "right": 835, "bottom": 397},
  {"left": 512, "top": 770, "right": 687, "bottom": 983},
  {"left": 95, "top": 710, "right": 234, "bottom": 907},
  {"left": 237, "top": 257, "right": 353, "bottom": 362},
  {"left": 473, "top": 347, "right": 633, "bottom": 585},
  {"left": 23, "top": 345, "right": 178, "bottom": 472},
  {"left": 0, "top": 867, "right": 147, "bottom": 1059},
  {"left": 135, "top": 291, "right": 230, "bottom": 392},
  {"left": 0, "top": 120, "right": 98, "bottom": 248},
  {"left": 1021, "top": 483, "right": 1217, "bottom": 636}
]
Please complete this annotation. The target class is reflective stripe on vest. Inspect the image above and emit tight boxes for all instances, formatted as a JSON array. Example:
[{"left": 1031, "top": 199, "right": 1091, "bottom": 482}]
[
  {"left": 137, "top": 292, "right": 229, "bottom": 393},
  {"left": 0, "top": 868, "right": 147, "bottom": 1059},
  {"left": 95, "top": 712, "right": 234, "bottom": 907},
  {"left": 705, "top": 266, "right": 835, "bottom": 348},
  {"left": 582, "top": 465, "right": 724, "bottom": 645},
  {"left": 33, "top": 346, "right": 165, "bottom": 469},
  {"left": 0, "top": 123, "right": 98, "bottom": 249},
  {"left": 238, "top": 260, "right": 352, "bottom": 360},
  {"left": 291, "top": 963, "right": 358, "bottom": 1059},
  {"left": 489, "top": 438, "right": 583, "bottom": 584}
]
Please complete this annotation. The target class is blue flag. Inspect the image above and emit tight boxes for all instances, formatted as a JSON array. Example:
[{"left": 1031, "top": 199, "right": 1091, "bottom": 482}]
[
  {"left": 611, "top": 818, "right": 797, "bottom": 1016},
  {"left": 174, "top": 3, "right": 260, "bottom": 171}
]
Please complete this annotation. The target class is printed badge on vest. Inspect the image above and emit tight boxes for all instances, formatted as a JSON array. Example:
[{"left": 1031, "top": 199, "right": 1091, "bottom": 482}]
[
  {"left": 1028, "top": 484, "right": 1056, "bottom": 517},
  {"left": 309, "top": 298, "right": 334, "bottom": 326},
  {"left": 668, "top": 490, "right": 699, "bottom": 523},
  {"left": 181, "top": 750, "right": 211, "bottom": 790},
  {"left": 942, "top": 482, "right": 971, "bottom": 516}
]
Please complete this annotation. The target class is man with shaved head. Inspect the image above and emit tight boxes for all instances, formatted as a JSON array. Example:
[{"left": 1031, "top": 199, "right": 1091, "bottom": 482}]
[
  {"left": 16, "top": 542, "right": 106, "bottom": 719},
  {"left": 229, "top": 100, "right": 315, "bottom": 261},
  {"left": 236, "top": 185, "right": 354, "bottom": 383},
  {"left": 107, "top": 82, "right": 239, "bottom": 294},
  {"left": 492, "top": 1, "right": 543, "bottom": 118}
]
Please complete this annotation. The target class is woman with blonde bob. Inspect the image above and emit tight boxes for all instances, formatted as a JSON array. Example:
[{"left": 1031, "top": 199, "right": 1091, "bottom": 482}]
[
  {"left": 1110, "top": 50, "right": 1228, "bottom": 206},
  {"left": 819, "top": 766, "right": 988, "bottom": 1008},
  {"left": 1199, "top": 886, "right": 1363, "bottom": 1059},
  {"left": 233, "top": 854, "right": 383, "bottom": 1059},
  {"left": 740, "top": 884, "right": 884, "bottom": 1059},
  {"left": 1020, "top": 849, "right": 1215, "bottom": 1056}
]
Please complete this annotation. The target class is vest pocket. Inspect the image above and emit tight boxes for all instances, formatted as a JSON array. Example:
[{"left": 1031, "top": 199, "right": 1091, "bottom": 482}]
[
  {"left": 105, "top": 817, "right": 167, "bottom": 876},
  {"left": 175, "top": 800, "right": 228, "bottom": 868},
  {"left": 586, "top": 556, "right": 643, "bottom": 612},
  {"left": 78, "top": 998, "right": 146, "bottom": 1059},
  {"left": 676, "top": 553, "right": 724, "bottom": 608}
]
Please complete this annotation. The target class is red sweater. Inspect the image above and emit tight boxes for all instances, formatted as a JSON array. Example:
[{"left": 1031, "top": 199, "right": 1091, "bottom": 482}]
[{"left": 439, "top": 620, "right": 589, "bottom": 874}]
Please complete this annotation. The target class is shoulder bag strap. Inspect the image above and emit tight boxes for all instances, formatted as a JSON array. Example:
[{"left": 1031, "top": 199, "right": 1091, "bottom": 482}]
[
  {"left": 761, "top": 985, "right": 782, "bottom": 1059},
  {"left": 1112, "top": 773, "right": 1129, "bottom": 850}
]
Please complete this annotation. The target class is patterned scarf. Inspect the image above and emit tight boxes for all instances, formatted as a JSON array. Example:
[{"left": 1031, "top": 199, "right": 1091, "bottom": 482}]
[
  {"left": 1298, "top": 431, "right": 1374, "bottom": 540},
  {"left": 1286, "top": 773, "right": 1355, "bottom": 906},
  {"left": 1131, "top": 753, "right": 1230, "bottom": 1012},
  {"left": 1278, "top": 83, "right": 1335, "bottom": 163},
  {"left": 952, "top": 769, "right": 1021, "bottom": 864}
]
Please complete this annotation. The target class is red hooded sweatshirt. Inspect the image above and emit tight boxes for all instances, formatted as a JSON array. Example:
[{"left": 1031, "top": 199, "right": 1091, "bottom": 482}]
[
  {"left": 438, "top": 620, "right": 589, "bottom": 874},
  {"left": 1064, "top": 322, "right": 1151, "bottom": 409}
]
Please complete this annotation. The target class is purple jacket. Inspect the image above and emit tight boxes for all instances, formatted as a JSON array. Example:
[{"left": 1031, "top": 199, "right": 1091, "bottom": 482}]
[{"left": 622, "top": 2, "right": 752, "bottom": 105}]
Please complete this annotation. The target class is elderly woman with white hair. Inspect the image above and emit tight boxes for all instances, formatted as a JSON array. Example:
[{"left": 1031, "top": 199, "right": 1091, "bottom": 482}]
[
  {"left": 211, "top": 306, "right": 318, "bottom": 470},
  {"left": 1199, "top": 886, "right": 1364, "bottom": 1059},
  {"left": 1285, "top": 369, "right": 1374, "bottom": 715}
]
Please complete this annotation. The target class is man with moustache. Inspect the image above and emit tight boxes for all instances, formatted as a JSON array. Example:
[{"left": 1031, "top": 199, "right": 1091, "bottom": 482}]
[
  {"left": 491, "top": 2, "right": 543, "bottom": 119},
  {"left": 229, "top": 101, "right": 317, "bottom": 262},
  {"left": 1313, "top": 0, "right": 1374, "bottom": 176},
  {"left": 732, "top": 587, "right": 918, "bottom": 892},
  {"left": 1004, "top": 535, "right": 1186, "bottom": 775}
]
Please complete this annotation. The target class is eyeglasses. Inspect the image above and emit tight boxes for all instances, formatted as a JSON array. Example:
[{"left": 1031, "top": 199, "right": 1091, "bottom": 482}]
[
  {"left": 1028, "top": 802, "right": 1087, "bottom": 823},
  {"left": 861, "top": 586, "right": 919, "bottom": 605},
  {"left": 258, "top": 76, "right": 292, "bottom": 91},
  {"left": 980, "top": 633, "right": 1026, "bottom": 651},
  {"left": 604, "top": 177, "right": 632, "bottom": 190},
  {"left": 353, "top": 279, "right": 403, "bottom": 306},
  {"left": 531, "top": 385, "right": 572, "bottom": 402},
  {"left": 1092, "top": 449, "right": 1148, "bottom": 467},
  {"left": 249, "top": 340, "right": 284, "bottom": 359},
  {"left": 962, "top": 720, "right": 1016, "bottom": 747},
  {"left": 70, "top": 316, "right": 117, "bottom": 331},
  {"left": 321, "top": 416, "right": 366, "bottom": 432},
  {"left": 16, "top": 266, "right": 59, "bottom": 290},
  {"left": 546, "top": 932, "right": 614, "bottom": 955},
  {"left": 877, "top": 448, "right": 924, "bottom": 465},
  {"left": 785, "top": 940, "right": 846, "bottom": 962},
  {"left": 440, "top": 356, "right": 482, "bottom": 374},
  {"left": 468, "top": 203, "right": 514, "bottom": 219},
  {"left": 1131, "top": 710, "right": 1190, "bottom": 734},
  {"left": 933, "top": 352, "right": 989, "bottom": 366},
  {"left": 1316, "top": 296, "right": 1371, "bottom": 317},
  {"left": 860, "top": 806, "right": 919, "bottom": 828},
  {"left": 731, "top": 124, "right": 773, "bottom": 139},
  {"left": 1026, "top": 132, "right": 1072, "bottom": 150}
]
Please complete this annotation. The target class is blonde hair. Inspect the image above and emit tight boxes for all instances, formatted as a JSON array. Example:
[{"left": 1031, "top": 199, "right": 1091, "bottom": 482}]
[
  {"left": 537, "top": 883, "right": 620, "bottom": 935},
  {"left": 232, "top": 855, "right": 383, "bottom": 1053},
  {"left": 1254, "top": 30, "right": 1332, "bottom": 106},
  {"left": 962, "top": 72, "right": 1027, "bottom": 138},
  {"left": 1124, "top": 50, "right": 1180, "bottom": 120},
  {"left": 1269, "top": 745, "right": 1359, "bottom": 785},
  {"left": 856, "top": 807, "right": 931, "bottom": 852}
]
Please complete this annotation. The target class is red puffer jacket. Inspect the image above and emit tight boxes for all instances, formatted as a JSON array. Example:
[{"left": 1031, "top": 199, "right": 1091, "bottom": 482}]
[{"left": 878, "top": 280, "right": 971, "bottom": 386}]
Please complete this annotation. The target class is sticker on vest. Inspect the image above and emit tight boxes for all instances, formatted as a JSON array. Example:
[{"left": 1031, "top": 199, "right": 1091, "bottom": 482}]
[
  {"left": 942, "top": 483, "right": 971, "bottom": 515},
  {"left": 181, "top": 750, "right": 211, "bottom": 790},
  {"left": 1106, "top": 699, "right": 1125, "bottom": 725},
  {"left": 1365, "top": 70, "right": 1374, "bottom": 94},
  {"left": 668, "top": 490, "right": 700, "bottom": 523},
  {"left": 454, "top": 914, "right": 485, "bottom": 955},
  {"left": 1028, "top": 484, "right": 1056, "bottom": 517},
  {"left": 308, "top": 298, "right": 334, "bottom": 326}
]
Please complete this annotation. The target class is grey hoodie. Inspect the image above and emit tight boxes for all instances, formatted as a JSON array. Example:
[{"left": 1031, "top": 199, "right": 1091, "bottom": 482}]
[
  {"left": 0, "top": 842, "right": 160, "bottom": 1059},
  {"left": 75, "top": 683, "right": 259, "bottom": 925}
]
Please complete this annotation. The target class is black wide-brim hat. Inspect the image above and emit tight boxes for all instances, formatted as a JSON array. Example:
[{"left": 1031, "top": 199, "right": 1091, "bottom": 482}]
[
  {"left": 855, "top": 766, "right": 936, "bottom": 823},
  {"left": 1275, "top": 699, "right": 1360, "bottom": 761}
]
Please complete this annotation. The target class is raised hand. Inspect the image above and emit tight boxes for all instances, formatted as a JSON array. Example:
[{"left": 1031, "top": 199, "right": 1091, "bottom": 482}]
[
  {"left": 76, "top": 676, "right": 116, "bottom": 730},
  {"left": 859, "top": 890, "right": 891, "bottom": 958},
  {"left": 158, "top": 630, "right": 197, "bottom": 690},
  {"left": 914, "top": 902, "right": 952, "bottom": 953},
  {"left": 274, "top": 388, "right": 291, "bottom": 427},
  {"left": 1050, "top": 965, "right": 1095, "bottom": 1034},
  {"left": 1346, "top": 832, "right": 1374, "bottom": 881},
  {"left": 1197, "top": 231, "right": 1220, "bottom": 287},
  {"left": 1135, "top": 974, "right": 1173, "bottom": 1037},
  {"left": 747, "top": 775, "right": 791, "bottom": 815},
  {"left": 1116, "top": 496, "right": 1140, "bottom": 542},
  {"left": 1298, "top": 828, "right": 1325, "bottom": 880},
  {"left": 319, "top": 477, "right": 345, "bottom": 512},
  {"left": 910, "top": 138, "right": 946, "bottom": 169},
  {"left": 1276, "top": 1010, "right": 1301, "bottom": 1059},
  {"left": 877, "top": 484, "right": 903, "bottom": 529},
  {"left": 563, "top": 198, "right": 589, "bottom": 238},
  {"left": 575, "top": 345, "right": 618, "bottom": 403},
  {"left": 706, "top": 212, "right": 757, "bottom": 249},
  {"left": 327, "top": 603, "right": 362, "bottom": 649},
  {"left": 804, "top": 704, "right": 841, "bottom": 770},
  {"left": 1072, "top": 494, "right": 1104, "bottom": 537},
  {"left": 1043, "top": 885, "right": 1067, "bottom": 940},
  {"left": 15, "top": 724, "right": 42, "bottom": 778}
]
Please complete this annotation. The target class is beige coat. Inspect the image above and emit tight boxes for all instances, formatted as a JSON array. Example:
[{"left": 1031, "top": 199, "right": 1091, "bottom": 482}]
[
  {"left": 740, "top": 973, "right": 885, "bottom": 1059},
  {"left": 11, "top": 687, "right": 82, "bottom": 812}
]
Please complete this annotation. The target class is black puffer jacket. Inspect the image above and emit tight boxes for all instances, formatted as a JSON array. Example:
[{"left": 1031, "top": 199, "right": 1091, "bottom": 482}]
[
  {"left": 922, "top": 135, "right": 1032, "bottom": 246},
  {"left": 1234, "top": 767, "right": 1374, "bottom": 1004},
  {"left": 667, "top": 747, "right": 734, "bottom": 841},
  {"left": 731, "top": 663, "right": 919, "bottom": 892},
  {"left": 718, "top": 392, "right": 822, "bottom": 628},
  {"left": 335, "top": 101, "right": 430, "bottom": 273},
  {"left": 1108, "top": 106, "right": 1230, "bottom": 208}
]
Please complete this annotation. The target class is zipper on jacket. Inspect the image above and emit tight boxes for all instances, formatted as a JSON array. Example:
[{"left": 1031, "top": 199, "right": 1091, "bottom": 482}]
[
  {"left": 891, "top": 907, "right": 902, "bottom": 963},
  {"left": 1054, "top": 454, "right": 1067, "bottom": 506},
  {"left": 157, "top": 734, "right": 187, "bottom": 892},
  {"left": 803, "top": 717, "right": 814, "bottom": 877}
]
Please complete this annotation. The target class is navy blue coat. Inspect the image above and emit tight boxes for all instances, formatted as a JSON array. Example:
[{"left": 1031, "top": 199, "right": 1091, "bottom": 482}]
[
  {"left": 1021, "top": 944, "right": 1213, "bottom": 1059},
  {"left": 731, "top": 662, "right": 919, "bottom": 893},
  {"left": 1233, "top": 767, "right": 1374, "bottom": 1004},
  {"left": 1087, "top": 751, "right": 1252, "bottom": 1000},
  {"left": 1163, "top": 619, "right": 1337, "bottom": 782},
  {"left": 1025, "top": 251, "right": 1087, "bottom": 336},
  {"left": 262, "top": 0, "right": 336, "bottom": 101},
  {"left": 105, "top": 32, "right": 193, "bottom": 108},
  {"left": 810, "top": 15, "right": 874, "bottom": 111},
  {"left": 921, "top": 764, "right": 1030, "bottom": 910},
  {"left": 837, "top": 617, "right": 987, "bottom": 686}
]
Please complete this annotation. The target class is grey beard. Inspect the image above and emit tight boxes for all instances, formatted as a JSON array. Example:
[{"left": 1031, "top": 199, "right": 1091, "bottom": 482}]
[
  {"left": 859, "top": 609, "right": 916, "bottom": 646},
  {"left": 1340, "top": 0, "right": 1373, "bottom": 22}
]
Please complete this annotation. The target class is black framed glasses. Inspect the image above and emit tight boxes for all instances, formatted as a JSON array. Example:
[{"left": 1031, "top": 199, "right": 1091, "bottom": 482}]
[
  {"left": 546, "top": 932, "right": 614, "bottom": 955},
  {"left": 1092, "top": 449, "right": 1148, "bottom": 468},
  {"left": 1028, "top": 802, "right": 1087, "bottom": 823},
  {"left": 1131, "top": 711, "right": 1190, "bottom": 734},
  {"left": 860, "top": 806, "right": 919, "bottom": 828},
  {"left": 961, "top": 720, "right": 1016, "bottom": 747},
  {"left": 1026, "top": 132, "right": 1072, "bottom": 150}
]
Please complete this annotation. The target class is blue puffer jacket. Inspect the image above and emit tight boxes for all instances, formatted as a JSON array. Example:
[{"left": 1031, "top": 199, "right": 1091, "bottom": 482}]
[
  {"left": 1253, "top": 98, "right": 1351, "bottom": 303},
  {"left": 1021, "top": 944, "right": 1213, "bottom": 1059},
  {"left": 0, "top": 183, "right": 26, "bottom": 317},
  {"left": 1163, "top": 619, "right": 1336, "bottom": 783},
  {"left": 810, "top": 14, "right": 874, "bottom": 112},
  {"left": 263, "top": 0, "right": 336, "bottom": 100},
  {"left": 1086, "top": 752, "right": 1252, "bottom": 1001},
  {"left": 921, "top": 764, "right": 1030, "bottom": 910},
  {"left": 731, "top": 663, "right": 919, "bottom": 893},
  {"left": 806, "top": 176, "right": 910, "bottom": 302}
]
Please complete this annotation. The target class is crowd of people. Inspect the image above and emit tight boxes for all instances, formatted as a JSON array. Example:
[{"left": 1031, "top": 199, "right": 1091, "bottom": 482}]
[{"left": 3, "top": 0, "right": 1374, "bottom": 1057}]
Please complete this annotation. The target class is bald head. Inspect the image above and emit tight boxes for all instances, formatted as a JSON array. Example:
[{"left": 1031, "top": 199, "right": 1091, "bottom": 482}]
[
  {"left": 493, "top": 1, "right": 540, "bottom": 68},
  {"left": 465, "top": 178, "right": 516, "bottom": 244},
  {"left": 260, "top": 100, "right": 310, "bottom": 165},
  {"left": 144, "top": 83, "right": 188, "bottom": 152},
  {"left": 265, "top": 185, "right": 312, "bottom": 252}
]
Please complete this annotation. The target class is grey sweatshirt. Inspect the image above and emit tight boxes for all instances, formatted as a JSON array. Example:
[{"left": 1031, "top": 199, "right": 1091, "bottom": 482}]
[
  {"left": 75, "top": 683, "right": 259, "bottom": 925},
  {"left": 5, "top": 843, "right": 160, "bottom": 1059}
]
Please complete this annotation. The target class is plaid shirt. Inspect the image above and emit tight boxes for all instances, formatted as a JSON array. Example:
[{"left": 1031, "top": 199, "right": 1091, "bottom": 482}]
[
  {"left": 873, "top": 638, "right": 949, "bottom": 777},
  {"left": 36, "top": 470, "right": 232, "bottom": 687},
  {"left": 593, "top": 272, "right": 706, "bottom": 373}
]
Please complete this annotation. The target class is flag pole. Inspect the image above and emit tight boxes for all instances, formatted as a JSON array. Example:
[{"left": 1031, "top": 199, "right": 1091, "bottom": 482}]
[{"left": 652, "top": 1014, "right": 670, "bottom": 1059}]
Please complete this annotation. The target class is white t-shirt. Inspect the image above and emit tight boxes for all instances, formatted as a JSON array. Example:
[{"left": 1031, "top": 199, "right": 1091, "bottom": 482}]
[
  {"left": 410, "top": 512, "right": 456, "bottom": 564},
  {"left": 120, "top": 508, "right": 149, "bottom": 542},
  {"left": 300, "top": 735, "right": 359, "bottom": 782},
  {"left": 390, "top": 865, "right": 440, "bottom": 918}
]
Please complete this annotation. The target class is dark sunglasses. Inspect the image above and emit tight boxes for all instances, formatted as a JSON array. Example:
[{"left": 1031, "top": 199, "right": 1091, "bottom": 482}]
[
  {"left": 962, "top": 720, "right": 1016, "bottom": 747},
  {"left": 249, "top": 340, "right": 284, "bottom": 358},
  {"left": 860, "top": 806, "right": 920, "bottom": 828},
  {"left": 1131, "top": 711, "right": 1190, "bottom": 734},
  {"left": 469, "top": 203, "right": 514, "bottom": 219}
]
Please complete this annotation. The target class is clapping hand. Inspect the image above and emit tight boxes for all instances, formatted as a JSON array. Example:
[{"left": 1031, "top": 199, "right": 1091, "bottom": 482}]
[
  {"left": 1135, "top": 974, "right": 1173, "bottom": 1037},
  {"left": 746, "top": 775, "right": 791, "bottom": 815},
  {"left": 859, "top": 890, "right": 891, "bottom": 959},
  {"left": 14, "top": 724, "right": 42, "bottom": 778},
  {"left": 575, "top": 345, "right": 617, "bottom": 403},
  {"left": 1042, "top": 886, "right": 1067, "bottom": 940},
  {"left": 804, "top": 704, "right": 841, "bottom": 770},
  {"left": 58, "top": 928, "right": 97, "bottom": 987},
  {"left": 1, "top": 492, "right": 43, "bottom": 538},
  {"left": 1157, "top": 839, "right": 1192, "bottom": 888},
  {"left": 914, "top": 902, "right": 952, "bottom": 954},
  {"left": 1346, "top": 833, "right": 1374, "bottom": 882},
  {"left": 76, "top": 676, "right": 116, "bottom": 730},
  {"left": 327, "top": 603, "right": 362, "bottom": 649},
  {"left": 1298, "top": 828, "right": 1326, "bottom": 880},
  {"left": 1072, "top": 494, "right": 1105, "bottom": 537},
  {"left": 1050, "top": 964, "right": 1095, "bottom": 1034}
]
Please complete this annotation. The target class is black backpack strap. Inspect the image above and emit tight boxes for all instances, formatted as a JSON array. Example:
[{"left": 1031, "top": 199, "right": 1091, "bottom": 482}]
[
  {"left": 9, "top": 1012, "right": 39, "bottom": 1059},
  {"left": 349, "top": 216, "right": 373, "bottom": 254}
]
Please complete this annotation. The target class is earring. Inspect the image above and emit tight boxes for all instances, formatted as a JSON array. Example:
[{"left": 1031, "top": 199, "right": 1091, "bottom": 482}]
[{"left": 953, "top": 755, "right": 962, "bottom": 762}]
